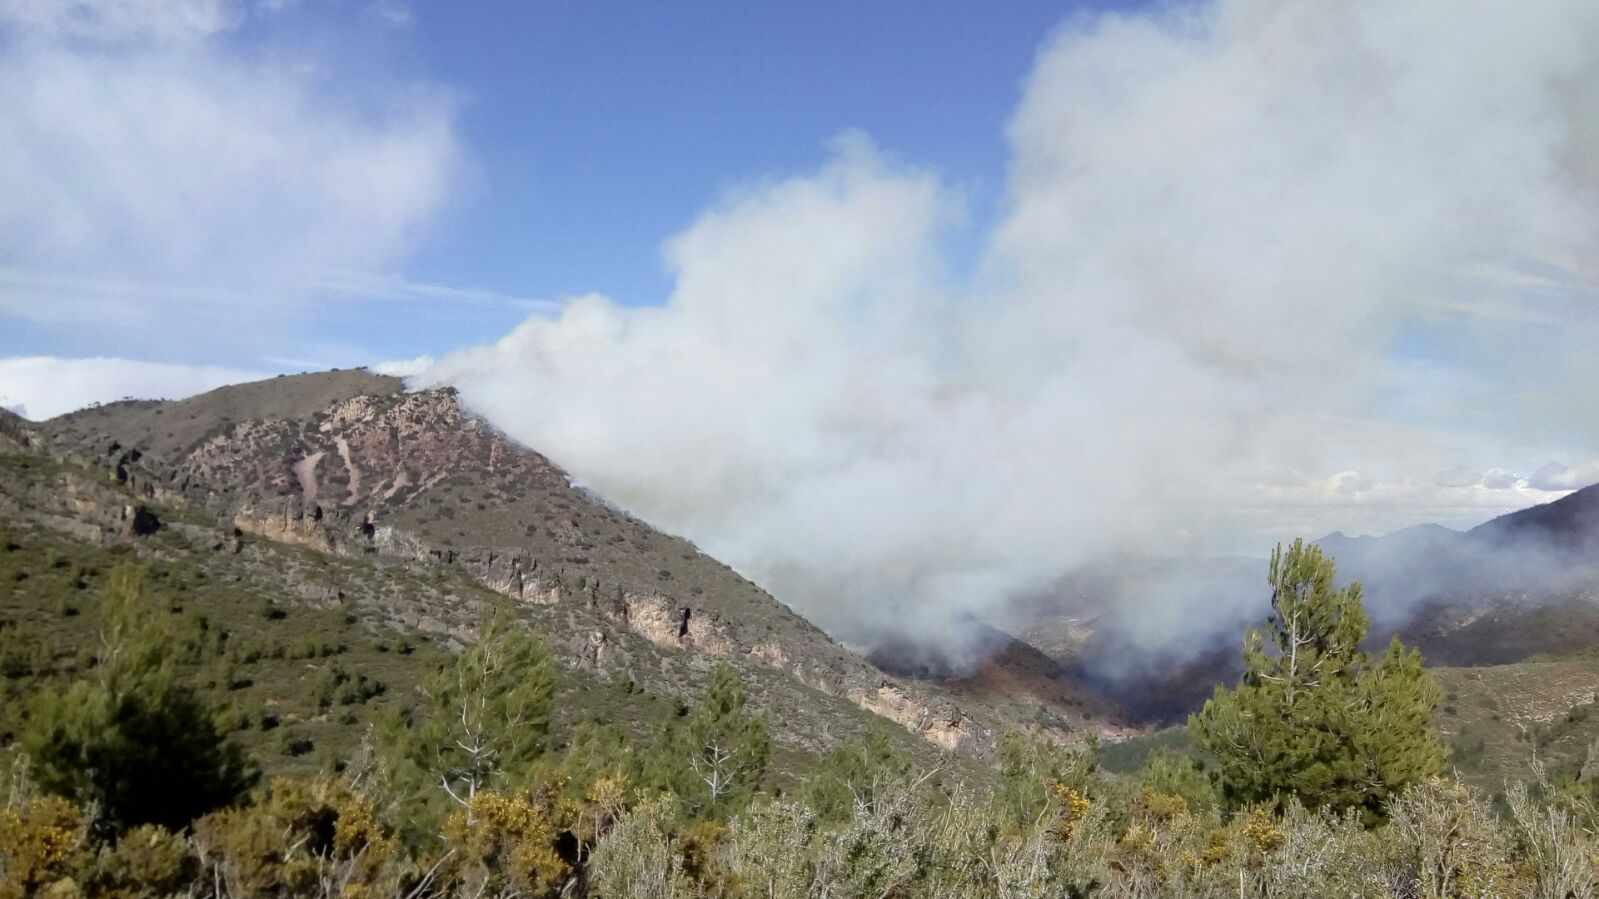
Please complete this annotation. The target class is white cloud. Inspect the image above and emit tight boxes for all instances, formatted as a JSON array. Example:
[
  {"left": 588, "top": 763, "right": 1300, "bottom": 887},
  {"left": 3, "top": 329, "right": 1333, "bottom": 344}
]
[
  {"left": 0, "top": 356, "right": 269, "bottom": 420},
  {"left": 0, "top": 0, "right": 460, "bottom": 354},
  {"left": 315, "top": 272, "right": 561, "bottom": 315},
  {"left": 0, "top": 0, "right": 237, "bottom": 43},
  {"left": 420, "top": 0, "right": 1599, "bottom": 662}
]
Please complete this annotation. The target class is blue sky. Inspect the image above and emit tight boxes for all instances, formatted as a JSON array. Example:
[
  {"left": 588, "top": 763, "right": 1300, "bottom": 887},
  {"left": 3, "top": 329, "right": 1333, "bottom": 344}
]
[{"left": 402, "top": 2, "right": 1106, "bottom": 311}]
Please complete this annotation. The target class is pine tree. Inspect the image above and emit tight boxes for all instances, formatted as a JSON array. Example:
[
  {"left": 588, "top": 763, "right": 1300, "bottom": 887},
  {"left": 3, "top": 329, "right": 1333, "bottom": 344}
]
[
  {"left": 1189, "top": 539, "right": 1445, "bottom": 819},
  {"left": 386, "top": 605, "right": 556, "bottom": 810},
  {"left": 646, "top": 663, "right": 769, "bottom": 819},
  {"left": 799, "top": 724, "right": 912, "bottom": 823},
  {"left": 1136, "top": 750, "right": 1219, "bottom": 815},
  {"left": 22, "top": 565, "right": 255, "bottom": 833}
]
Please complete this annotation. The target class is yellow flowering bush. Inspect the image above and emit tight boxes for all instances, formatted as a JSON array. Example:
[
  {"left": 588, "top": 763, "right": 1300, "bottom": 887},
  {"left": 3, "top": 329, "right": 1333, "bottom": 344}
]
[
  {"left": 0, "top": 795, "right": 88, "bottom": 899},
  {"left": 192, "top": 777, "right": 398, "bottom": 899},
  {"left": 1241, "top": 806, "right": 1286, "bottom": 859},
  {"left": 1134, "top": 787, "right": 1189, "bottom": 823},
  {"left": 1046, "top": 780, "right": 1092, "bottom": 841},
  {"left": 91, "top": 824, "right": 194, "bottom": 899},
  {"left": 440, "top": 789, "right": 572, "bottom": 898}
]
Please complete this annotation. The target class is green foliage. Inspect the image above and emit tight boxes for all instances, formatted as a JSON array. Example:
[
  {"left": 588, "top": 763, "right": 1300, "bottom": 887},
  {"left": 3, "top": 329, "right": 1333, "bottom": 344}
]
[
  {"left": 587, "top": 796, "right": 691, "bottom": 899},
  {"left": 644, "top": 664, "right": 771, "bottom": 820},
  {"left": 1190, "top": 539, "right": 1446, "bottom": 819},
  {"left": 1388, "top": 778, "right": 1526, "bottom": 898},
  {"left": 712, "top": 779, "right": 1110, "bottom": 899},
  {"left": 797, "top": 724, "right": 912, "bottom": 823},
  {"left": 89, "top": 824, "right": 197, "bottom": 899},
  {"left": 7, "top": 717, "right": 1599, "bottom": 899},
  {"left": 1135, "top": 750, "right": 1219, "bottom": 816},
  {"left": 382, "top": 605, "right": 556, "bottom": 809},
  {"left": 562, "top": 720, "right": 639, "bottom": 787},
  {"left": 994, "top": 728, "right": 1099, "bottom": 828},
  {"left": 21, "top": 565, "right": 256, "bottom": 833},
  {"left": 307, "top": 662, "right": 385, "bottom": 709},
  {"left": 1099, "top": 724, "right": 1195, "bottom": 775},
  {"left": 0, "top": 528, "right": 453, "bottom": 782}
]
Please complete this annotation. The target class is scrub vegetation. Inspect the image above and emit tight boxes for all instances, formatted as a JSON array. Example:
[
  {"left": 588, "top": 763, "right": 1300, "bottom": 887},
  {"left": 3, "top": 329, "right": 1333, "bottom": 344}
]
[{"left": 8, "top": 540, "right": 1599, "bottom": 898}]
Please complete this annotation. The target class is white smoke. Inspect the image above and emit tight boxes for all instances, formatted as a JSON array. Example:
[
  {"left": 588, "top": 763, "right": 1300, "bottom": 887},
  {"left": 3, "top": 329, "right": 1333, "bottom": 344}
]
[{"left": 422, "top": 0, "right": 1599, "bottom": 664}]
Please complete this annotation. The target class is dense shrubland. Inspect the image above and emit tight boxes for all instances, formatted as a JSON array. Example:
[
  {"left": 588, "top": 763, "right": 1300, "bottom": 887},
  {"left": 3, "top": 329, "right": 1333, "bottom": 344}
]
[
  {"left": 6, "top": 543, "right": 1599, "bottom": 897},
  {"left": 10, "top": 732, "right": 1599, "bottom": 898}
]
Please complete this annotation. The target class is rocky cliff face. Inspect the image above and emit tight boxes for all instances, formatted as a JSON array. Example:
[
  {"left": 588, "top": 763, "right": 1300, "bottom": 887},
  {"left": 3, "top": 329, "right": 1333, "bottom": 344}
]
[{"left": 31, "top": 371, "right": 1102, "bottom": 755}]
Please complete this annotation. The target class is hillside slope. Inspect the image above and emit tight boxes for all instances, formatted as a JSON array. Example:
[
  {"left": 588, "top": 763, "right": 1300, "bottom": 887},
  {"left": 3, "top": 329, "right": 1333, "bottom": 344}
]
[
  {"left": 17, "top": 370, "right": 1127, "bottom": 759},
  {"left": 0, "top": 426, "right": 1006, "bottom": 792}
]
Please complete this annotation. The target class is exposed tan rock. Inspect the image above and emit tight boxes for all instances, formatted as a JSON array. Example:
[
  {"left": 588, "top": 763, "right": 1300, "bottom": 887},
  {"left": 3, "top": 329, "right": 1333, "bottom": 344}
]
[
  {"left": 232, "top": 499, "right": 336, "bottom": 553},
  {"left": 618, "top": 591, "right": 686, "bottom": 649},
  {"left": 292, "top": 451, "right": 324, "bottom": 501},
  {"left": 848, "top": 680, "right": 979, "bottom": 754},
  {"left": 581, "top": 630, "right": 609, "bottom": 667}
]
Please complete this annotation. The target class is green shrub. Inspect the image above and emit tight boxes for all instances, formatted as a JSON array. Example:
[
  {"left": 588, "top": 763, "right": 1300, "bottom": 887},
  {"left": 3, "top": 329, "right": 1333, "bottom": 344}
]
[{"left": 89, "top": 824, "right": 195, "bottom": 899}]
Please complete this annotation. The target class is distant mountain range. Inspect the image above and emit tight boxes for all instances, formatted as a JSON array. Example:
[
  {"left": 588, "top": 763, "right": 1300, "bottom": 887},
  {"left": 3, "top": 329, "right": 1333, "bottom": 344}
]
[
  {"left": 1321, "top": 484, "right": 1599, "bottom": 668},
  {"left": 996, "top": 483, "right": 1599, "bottom": 723},
  {"left": 1319, "top": 484, "right": 1599, "bottom": 606}
]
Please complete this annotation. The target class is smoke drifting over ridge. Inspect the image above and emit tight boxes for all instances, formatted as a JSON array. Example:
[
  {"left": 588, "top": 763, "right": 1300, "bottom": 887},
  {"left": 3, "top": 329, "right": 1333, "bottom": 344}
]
[{"left": 422, "top": 1, "right": 1599, "bottom": 666}]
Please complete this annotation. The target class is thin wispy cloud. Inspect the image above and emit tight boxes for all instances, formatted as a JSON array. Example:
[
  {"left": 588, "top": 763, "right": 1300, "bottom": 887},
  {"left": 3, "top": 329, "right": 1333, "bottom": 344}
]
[{"left": 316, "top": 272, "right": 563, "bottom": 315}]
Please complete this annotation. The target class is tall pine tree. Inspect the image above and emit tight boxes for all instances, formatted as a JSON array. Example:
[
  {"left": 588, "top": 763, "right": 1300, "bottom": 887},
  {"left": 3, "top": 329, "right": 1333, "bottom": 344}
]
[
  {"left": 1189, "top": 539, "right": 1444, "bottom": 820},
  {"left": 383, "top": 605, "right": 555, "bottom": 811},
  {"left": 23, "top": 565, "right": 255, "bottom": 833},
  {"left": 645, "top": 663, "right": 769, "bottom": 819}
]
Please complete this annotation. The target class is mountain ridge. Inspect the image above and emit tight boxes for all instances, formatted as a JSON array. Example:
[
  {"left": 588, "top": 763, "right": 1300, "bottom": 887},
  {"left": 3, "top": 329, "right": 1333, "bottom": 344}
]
[{"left": 17, "top": 369, "right": 1130, "bottom": 755}]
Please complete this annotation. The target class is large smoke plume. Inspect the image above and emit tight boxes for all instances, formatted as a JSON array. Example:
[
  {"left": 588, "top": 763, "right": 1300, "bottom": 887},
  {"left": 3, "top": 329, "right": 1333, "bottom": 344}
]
[{"left": 420, "top": 1, "right": 1599, "bottom": 669}]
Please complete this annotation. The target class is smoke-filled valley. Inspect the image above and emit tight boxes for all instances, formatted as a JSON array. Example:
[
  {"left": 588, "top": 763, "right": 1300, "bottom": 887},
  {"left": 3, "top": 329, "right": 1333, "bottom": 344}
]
[{"left": 988, "top": 483, "right": 1599, "bottom": 723}]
